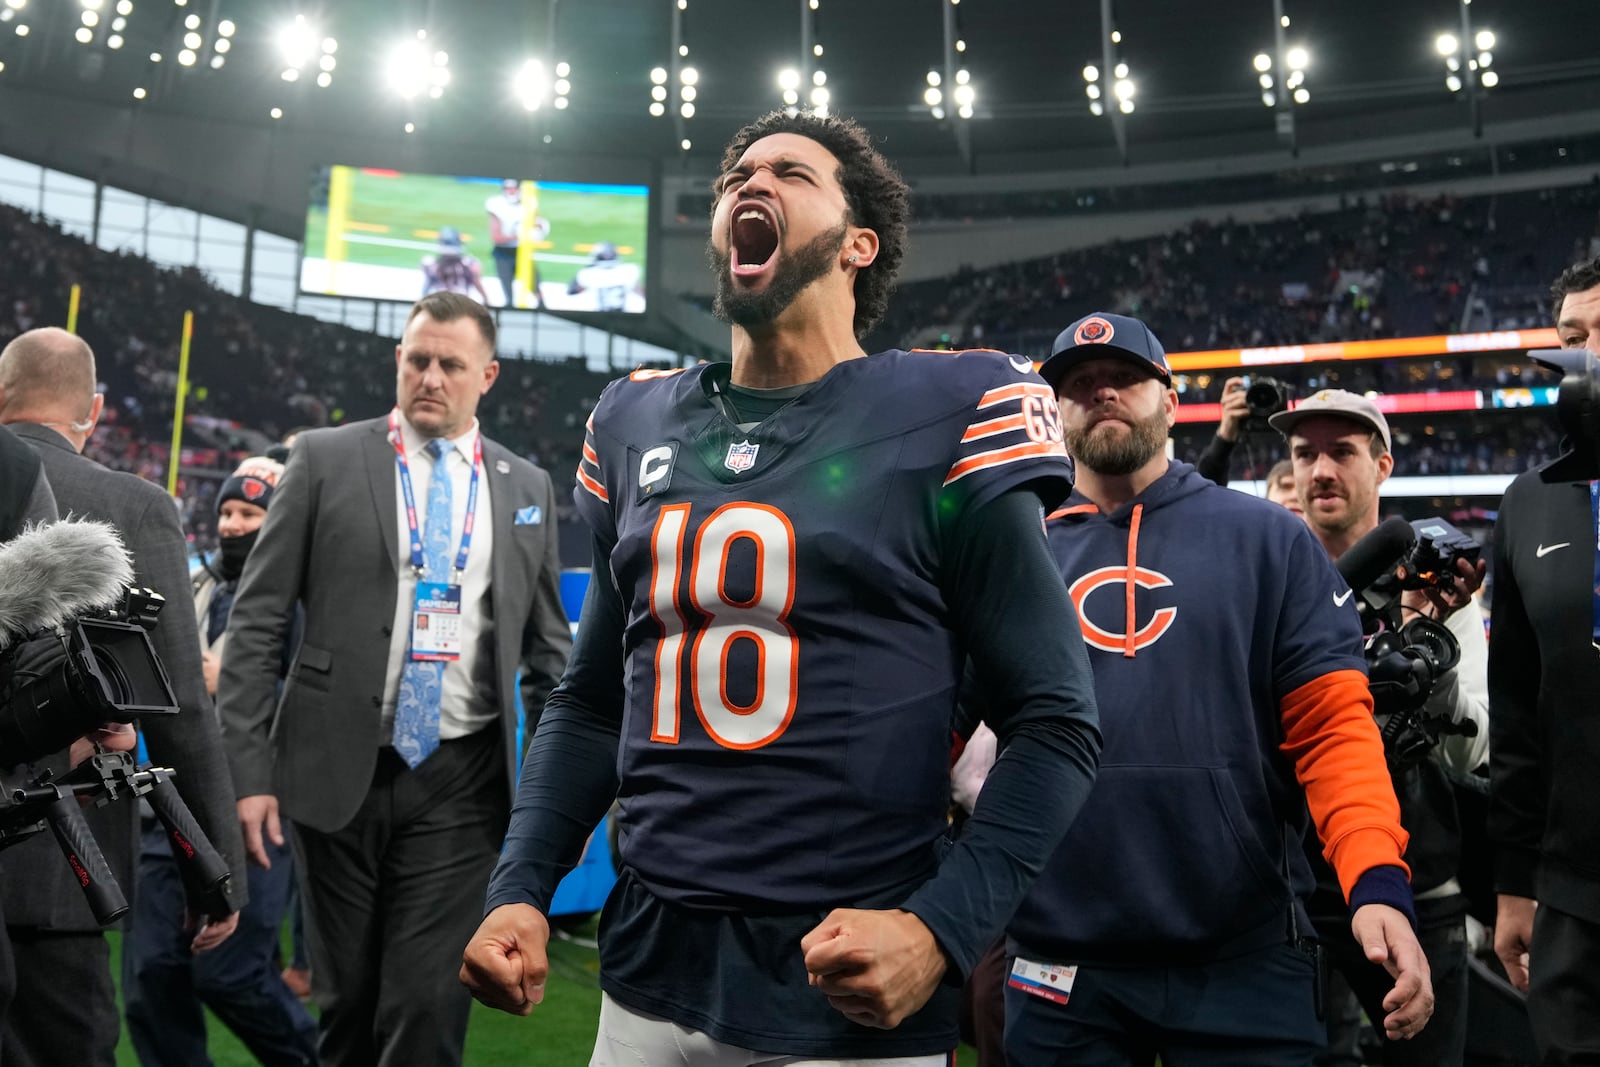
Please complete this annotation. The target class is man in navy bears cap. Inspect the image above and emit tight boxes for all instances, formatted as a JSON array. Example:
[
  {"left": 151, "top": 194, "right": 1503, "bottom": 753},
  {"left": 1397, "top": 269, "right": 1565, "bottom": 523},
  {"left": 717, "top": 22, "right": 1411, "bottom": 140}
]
[
  {"left": 980, "top": 311, "right": 1433, "bottom": 1064},
  {"left": 462, "top": 110, "right": 1104, "bottom": 1065}
]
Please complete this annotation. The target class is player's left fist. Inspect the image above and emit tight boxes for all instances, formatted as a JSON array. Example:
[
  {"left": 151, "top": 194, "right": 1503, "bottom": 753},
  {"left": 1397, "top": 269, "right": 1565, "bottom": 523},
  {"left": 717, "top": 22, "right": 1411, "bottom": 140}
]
[{"left": 800, "top": 908, "right": 948, "bottom": 1029}]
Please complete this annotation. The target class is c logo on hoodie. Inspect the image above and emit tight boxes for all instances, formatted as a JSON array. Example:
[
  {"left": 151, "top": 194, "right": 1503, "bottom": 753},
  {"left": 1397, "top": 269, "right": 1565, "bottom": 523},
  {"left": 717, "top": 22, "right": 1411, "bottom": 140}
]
[{"left": 1068, "top": 565, "right": 1178, "bottom": 655}]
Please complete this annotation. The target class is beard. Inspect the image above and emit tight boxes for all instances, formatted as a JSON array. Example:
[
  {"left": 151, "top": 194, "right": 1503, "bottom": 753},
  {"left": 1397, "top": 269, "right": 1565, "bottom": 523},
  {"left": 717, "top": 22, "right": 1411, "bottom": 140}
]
[
  {"left": 708, "top": 222, "right": 847, "bottom": 328},
  {"left": 1066, "top": 407, "right": 1170, "bottom": 476}
]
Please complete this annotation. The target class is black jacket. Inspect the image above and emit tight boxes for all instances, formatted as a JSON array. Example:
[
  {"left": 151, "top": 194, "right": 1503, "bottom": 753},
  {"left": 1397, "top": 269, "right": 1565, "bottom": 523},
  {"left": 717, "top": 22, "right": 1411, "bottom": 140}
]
[{"left": 1488, "top": 464, "right": 1600, "bottom": 923}]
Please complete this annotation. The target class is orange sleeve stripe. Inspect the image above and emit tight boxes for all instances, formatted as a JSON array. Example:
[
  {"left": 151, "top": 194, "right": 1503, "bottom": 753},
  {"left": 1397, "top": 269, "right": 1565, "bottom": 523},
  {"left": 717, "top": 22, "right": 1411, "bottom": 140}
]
[
  {"left": 944, "top": 440, "right": 1067, "bottom": 486},
  {"left": 977, "top": 382, "right": 1056, "bottom": 410},
  {"left": 576, "top": 464, "right": 609, "bottom": 502},
  {"left": 1279, "top": 669, "right": 1410, "bottom": 898},
  {"left": 1046, "top": 503, "right": 1098, "bottom": 520},
  {"left": 960, "top": 413, "right": 1028, "bottom": 442},
  {"left": 585, "top": 412, "right": 595, "bottom": 432},
  {"left": 582, "top": 441, "right": 599, "bottom": 465}
]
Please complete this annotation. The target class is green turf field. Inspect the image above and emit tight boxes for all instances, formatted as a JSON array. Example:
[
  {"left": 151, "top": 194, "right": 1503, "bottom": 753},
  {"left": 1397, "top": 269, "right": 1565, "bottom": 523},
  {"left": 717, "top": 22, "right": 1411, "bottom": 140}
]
[
  {"left": 302, "top": 168, "right": 648, "bottom": 289},
  {"left": 108, "top": 922, "right": 980, "bottom": 1064}
]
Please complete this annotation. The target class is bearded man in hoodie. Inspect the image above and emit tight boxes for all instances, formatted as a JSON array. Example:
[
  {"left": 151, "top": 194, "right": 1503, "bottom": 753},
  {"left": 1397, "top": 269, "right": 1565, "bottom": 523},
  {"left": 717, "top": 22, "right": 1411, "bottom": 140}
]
[{"left": 998, "top": 313, "right": 1434, "bottom": 1066}]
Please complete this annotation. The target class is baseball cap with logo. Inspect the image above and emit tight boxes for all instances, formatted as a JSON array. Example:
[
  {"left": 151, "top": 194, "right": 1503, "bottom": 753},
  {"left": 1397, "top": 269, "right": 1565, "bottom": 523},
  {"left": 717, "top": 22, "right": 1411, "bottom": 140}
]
[
  {"left": 1037, "top": 312, "right": 1173, "bottom": 389},
  {"left": 1267, "top": 389, "right": 1392, "bottom": 452}
]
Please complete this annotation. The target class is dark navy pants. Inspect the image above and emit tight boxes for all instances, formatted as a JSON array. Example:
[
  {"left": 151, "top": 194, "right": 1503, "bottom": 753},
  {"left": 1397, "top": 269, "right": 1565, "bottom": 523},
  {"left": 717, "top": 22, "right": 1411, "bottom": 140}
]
[
  {"left": 122, "top": 823, "right": 318, "bottom": 1066},
  {"left": 1003, "top": 942, "right": 1325, "bottom": 1067}
]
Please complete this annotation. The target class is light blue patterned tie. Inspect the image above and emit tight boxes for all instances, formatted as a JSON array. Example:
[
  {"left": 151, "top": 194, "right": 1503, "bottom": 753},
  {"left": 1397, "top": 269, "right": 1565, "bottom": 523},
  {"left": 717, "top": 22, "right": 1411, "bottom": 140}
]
[{"left": 392, "top": 438, "right": 453, "bottom": 768}]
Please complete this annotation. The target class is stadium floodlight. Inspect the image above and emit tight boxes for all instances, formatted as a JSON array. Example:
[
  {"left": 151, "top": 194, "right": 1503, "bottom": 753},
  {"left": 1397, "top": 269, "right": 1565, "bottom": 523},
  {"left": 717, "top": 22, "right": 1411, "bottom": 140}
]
[
  {"left": 404, "top": 121, "right": 415, "bottom": 133},
  {"left": 651, "top": 85, "right": 666, "bottom": 101},
  {"left": 322, "top": 37, "right": 336, "bottom": 54},
  {"left": 1082, "top": 64, "right": 1098, "bottom": 82},
  {"left": 182, "top": 31, "right": 200, "bottom": 49},
  {"left": 680, "top": 84, "right": 695, "bottom": 101},
  {"left": 649, "top": 101, "right": 664, "bottom": 116},
  {"left": 149, "top": 50, "right": 160, "bottom": 60},
  {"left": 107, "top": 33, "right": 121, "bottom": 47},
  {"left": 778, "top": 68, "right": 801, "bottom": 92},
  {"left": 1446, "top": 73, "right": 1462, "bottom": 92},
  {"left": 1253, "top": 52, "right": 1271, "bottom": 73},
  {"left": 813, "top": 43, "right": 823, "bottom": 56},
  {"left": 318, "top": 53, "right": 333, "bottom": 70},
  {"left": 650, "top": 66, "right": 667, "bottom": 85},
  {"left": 280, "top": 67, "right": 297, "bottom": 81},
  {"left": 955, "top": 38, "right": 965, "bottom": 52},
  {"left": 1261, "top": 90, "right": 1276, "bottom": 107},
  {"left": 1435, "top": 33, "right": 1458, "bottom": 56},
  {"left": 2, "top": 0, "right": 22, "bottom": 9},
  {"left": 1113, "top": 61, "right": 1128, "bottom": 79},
  {"left": 1086, "top": 83, "right": 1101, "bottom": 99},
  {"left": 782, "top": 89, "right": 798, "bottom": 105},
  {"left": 1259, "top": 73, "right": 1273, "bottom": 89},
  {"left": 681, "top": 138, "right": 691, "bottom": 150},
  {"left": 1475, "top": 29, "right": 1495, "bottom": 51},
  {"left": 80, "top": 0, "right": 101, "bottom": 8},
  {"left": 116, "top": 0, "right": 130, "bottom": 12},
  {"left": 1119, "top": 98, "right": 1134, "bottom": 114},
  {"left": 924, "top": 86, "right": 941, "bottom": 106},
  {"left": 556, "top": 61, "right": 570, "bottom": 78},
  {"left": 270, "top": 106, "right": 282, "bottom": 118},
  {"left": 1089, "top": 99, "right": 1103, "bottom": 116},
  {"left": 133, "top": 86, "right": 146, "bottom": 98},
  {"left": 514, "top": 58, "right": 549, "bottom": 110},
  {"left": 1481, "top": 70, "right": 1499, "bottom": 88},
  {"left": 182, "top": 12, "right": 197, "bottom": 29},
  {"left": 388, "top": 35, "right": 448, "bottom": 100},
  {"left": 316, "top": 70, "right": 331, "bottom": 86},
  {"left": 209, "top": 54, "right": 223, "bottom": 68},
  {"left": 1286, "top": 46, "right": 1309, "bottom": 70},
  {"left": 813, "top": 70, "right": 826, "bottom": 86},
  {"left": 554, "top": 96, "right": 568, "bottom": 109},
  {"left": 810, "top": 86, "right": 829, "bottom": 107},
  {"left": 678, "top": 44, "right": 687, "bottom": 56},
  {"left": 217, "top": 18, "right": 233, "bottom": 36},
  {"left": 74, "top": 25, "right": 92, "bottom": 42},
  {"left": 13, "top": 21, "right": 25, "bottom": 33},
  {"left": 1478, "top": 51, "right": 1492, "bottom": 68},
  {"left": 955, "top": 68, "right": 969, "bottom": 85},
  {"left": 1113, "top": 77, "right": 1134, "bottom": 101},
  {"left": 555, "top": 77, "right": 570, "bottom": 96},
  {"left": 680, "top": 66, "right": 698, "bottom": 86},
  {"left": 279, "top": 15, "right": 318, "bottom": 75},
  {"left": 1293, "top": 87, "right": 1309, "bottom": 104},
  {"left": 680, "top": 102, "right": 695, "bottom": 117},
  {"left": 926, "top": 70, "right": 941, "bottom": 87},
  {"left": 953, "top": 83, "right": 974, "bottom": 106},
  {"left": 82, "top": 10, "right": 98, "bottom": 26},
  {"left": 177, "top": 48, "right": 195, "bottom": 64},
  {"left": 1110, "top": 29, "right": 1121, "bottom": 43},
  {"left": 111, "top": 15, "right": 122, "bottom": 28}
]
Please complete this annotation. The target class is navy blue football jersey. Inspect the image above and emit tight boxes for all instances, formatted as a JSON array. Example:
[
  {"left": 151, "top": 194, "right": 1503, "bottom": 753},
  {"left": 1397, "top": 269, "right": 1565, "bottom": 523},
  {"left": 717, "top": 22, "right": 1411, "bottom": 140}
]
[{"left": 574, "top": 350, "right": 1071, "bottom": 910}]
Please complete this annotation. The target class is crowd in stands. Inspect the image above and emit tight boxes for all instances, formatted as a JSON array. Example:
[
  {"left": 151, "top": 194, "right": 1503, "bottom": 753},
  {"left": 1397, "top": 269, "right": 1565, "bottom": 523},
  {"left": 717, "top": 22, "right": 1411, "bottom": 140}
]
[{"left": 3, "top": 177, "right": 1597, "bottom": 559}]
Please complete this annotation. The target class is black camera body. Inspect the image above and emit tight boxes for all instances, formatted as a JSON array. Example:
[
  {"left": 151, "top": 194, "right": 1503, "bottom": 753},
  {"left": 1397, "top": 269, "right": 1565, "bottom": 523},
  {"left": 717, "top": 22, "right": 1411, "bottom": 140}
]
[
  {"left": 0, "top": 587, "right": 178, "bottom": 767},
  {"left": 1341, "top": 517, "right": 1479, "bottom": 768},
  {"left": 1242, "top": 376, "right": 1292, "bottom": 433},
  {"left": 0, "top": 587, "right": 227, "bottom": 926}
]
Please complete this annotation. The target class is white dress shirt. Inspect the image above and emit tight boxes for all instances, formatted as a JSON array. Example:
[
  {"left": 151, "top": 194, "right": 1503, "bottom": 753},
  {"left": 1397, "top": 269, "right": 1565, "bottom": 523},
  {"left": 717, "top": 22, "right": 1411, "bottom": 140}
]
[{"left": 380, "top": 412, "right": 497, "bottom": 740}]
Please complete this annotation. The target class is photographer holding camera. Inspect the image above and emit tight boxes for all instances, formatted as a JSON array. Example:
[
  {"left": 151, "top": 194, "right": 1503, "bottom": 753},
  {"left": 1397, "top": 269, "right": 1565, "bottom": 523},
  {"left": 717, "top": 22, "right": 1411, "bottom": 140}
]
[
  {"left": 1275, "top": 390, "right": 1488, "bottom": 1066},
  {"left": 0, "top": 328, "right": 247, "bottom": 1067}
]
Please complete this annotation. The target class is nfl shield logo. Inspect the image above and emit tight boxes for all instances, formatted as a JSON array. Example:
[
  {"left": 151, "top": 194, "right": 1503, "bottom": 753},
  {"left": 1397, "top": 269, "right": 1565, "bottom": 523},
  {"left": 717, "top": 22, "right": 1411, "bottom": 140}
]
[{"left": 724, "top": 440, "right": 760, "bottom": 474}]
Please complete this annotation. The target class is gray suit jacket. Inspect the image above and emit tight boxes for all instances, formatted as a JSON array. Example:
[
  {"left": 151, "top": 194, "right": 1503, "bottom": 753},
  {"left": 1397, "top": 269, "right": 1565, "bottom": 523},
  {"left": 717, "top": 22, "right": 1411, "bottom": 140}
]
[
  {"left": 217, "top": 416, "right": 572, "bottom": 832},
  {"left": 4, "top": 423, "right": 249, "bottom": 928}
]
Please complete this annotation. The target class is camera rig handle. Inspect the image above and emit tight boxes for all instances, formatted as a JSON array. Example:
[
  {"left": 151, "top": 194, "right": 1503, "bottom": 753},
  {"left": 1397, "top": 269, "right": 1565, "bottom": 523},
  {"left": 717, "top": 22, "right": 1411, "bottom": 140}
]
[
  {"left": 141, "top": 767, "right": 232, "bottom": 916},
  {"left": 39, "top": 790, "right": 128, "bottom": 925}
]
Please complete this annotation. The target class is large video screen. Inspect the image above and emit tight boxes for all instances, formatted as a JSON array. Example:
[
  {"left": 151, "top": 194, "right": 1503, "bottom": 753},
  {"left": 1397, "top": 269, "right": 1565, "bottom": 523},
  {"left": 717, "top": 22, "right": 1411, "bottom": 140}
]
[{"left": 301, "top": 165, "right": 649, "bottom": 313}]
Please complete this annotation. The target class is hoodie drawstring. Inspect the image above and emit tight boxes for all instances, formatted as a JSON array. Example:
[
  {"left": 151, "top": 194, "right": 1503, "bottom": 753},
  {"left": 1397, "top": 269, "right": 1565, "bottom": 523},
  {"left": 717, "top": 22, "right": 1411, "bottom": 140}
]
[{"left": 1123, "top": 503, "right": 1144, "bottom": 659}]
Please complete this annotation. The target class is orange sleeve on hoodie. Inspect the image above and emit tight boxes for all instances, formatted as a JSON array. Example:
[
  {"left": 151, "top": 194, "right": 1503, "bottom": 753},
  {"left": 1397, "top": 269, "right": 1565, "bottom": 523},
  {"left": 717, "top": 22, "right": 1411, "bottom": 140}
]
[{"left": 1279, "top": 669, "right": 1410, "bottom": 900}]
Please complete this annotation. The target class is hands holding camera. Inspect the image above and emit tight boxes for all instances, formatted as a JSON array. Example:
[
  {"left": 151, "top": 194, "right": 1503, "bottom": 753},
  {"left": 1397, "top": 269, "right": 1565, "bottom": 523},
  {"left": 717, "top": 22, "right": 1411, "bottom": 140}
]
[{"left": 1401, "top": 555, "right": 1487, "bottom": 623}]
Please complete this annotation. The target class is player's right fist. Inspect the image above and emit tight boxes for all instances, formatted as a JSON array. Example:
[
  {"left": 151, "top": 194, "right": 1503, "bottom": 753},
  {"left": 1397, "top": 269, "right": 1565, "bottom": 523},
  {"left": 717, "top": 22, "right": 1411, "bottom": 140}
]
[{"left": 460, "top": 903, "right": 552, "bottom": 1016}]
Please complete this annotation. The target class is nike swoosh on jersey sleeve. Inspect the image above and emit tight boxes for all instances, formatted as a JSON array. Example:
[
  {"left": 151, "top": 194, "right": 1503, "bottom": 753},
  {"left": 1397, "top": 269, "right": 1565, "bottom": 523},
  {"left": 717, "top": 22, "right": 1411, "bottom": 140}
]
[
  {"left": 945, "top": 381, "right": 1069, "bottom": 487},
  {"left": 576, "top": 412, "right": 609, "bottom": 503}
]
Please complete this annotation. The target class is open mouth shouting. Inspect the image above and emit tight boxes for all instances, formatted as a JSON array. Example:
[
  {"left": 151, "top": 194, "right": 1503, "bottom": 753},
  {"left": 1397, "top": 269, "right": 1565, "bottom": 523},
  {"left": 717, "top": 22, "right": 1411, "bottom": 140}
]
[{"left": 730, "top": 200, "right": 780, "bottom": 281}]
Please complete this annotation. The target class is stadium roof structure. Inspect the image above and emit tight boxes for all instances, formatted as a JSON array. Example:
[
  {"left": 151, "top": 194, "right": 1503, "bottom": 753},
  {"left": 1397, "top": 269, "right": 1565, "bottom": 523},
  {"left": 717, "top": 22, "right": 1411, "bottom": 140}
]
[{"left": 2, "top": 0, "right": 1600, "bottom": 177}]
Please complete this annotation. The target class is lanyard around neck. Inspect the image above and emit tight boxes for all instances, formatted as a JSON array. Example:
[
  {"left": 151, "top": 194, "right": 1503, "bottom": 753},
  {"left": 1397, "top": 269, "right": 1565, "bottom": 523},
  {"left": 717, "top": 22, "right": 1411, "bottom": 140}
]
[{"left": 390, "top": 408, "right": 481, "bottom": 577}]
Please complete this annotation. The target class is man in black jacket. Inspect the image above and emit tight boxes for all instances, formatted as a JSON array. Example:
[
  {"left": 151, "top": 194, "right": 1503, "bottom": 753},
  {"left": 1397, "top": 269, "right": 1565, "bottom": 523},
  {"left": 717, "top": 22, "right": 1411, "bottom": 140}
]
[{"left": 1488, "top": 256, "right": 1600, "bottom": 1064}]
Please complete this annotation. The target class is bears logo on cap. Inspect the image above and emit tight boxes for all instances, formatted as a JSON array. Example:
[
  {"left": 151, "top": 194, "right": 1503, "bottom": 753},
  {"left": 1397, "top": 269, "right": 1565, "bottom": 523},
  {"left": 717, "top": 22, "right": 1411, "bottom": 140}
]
[
  {"left": 241, "top": 477, "right": 268, "bottom": 501},
  {"left": 1074, "top": 317, "right": 1115, "bottom": 346}
]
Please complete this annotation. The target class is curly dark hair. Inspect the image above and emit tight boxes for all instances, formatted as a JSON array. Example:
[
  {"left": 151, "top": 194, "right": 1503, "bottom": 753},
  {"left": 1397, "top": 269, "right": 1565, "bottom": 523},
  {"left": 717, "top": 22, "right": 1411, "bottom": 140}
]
[
  {"left": 714, "top": 111, "right": 910, "bottom": 339},
  {"left": 1551, "top": 256, "right": 1600, "bottom": 323}
]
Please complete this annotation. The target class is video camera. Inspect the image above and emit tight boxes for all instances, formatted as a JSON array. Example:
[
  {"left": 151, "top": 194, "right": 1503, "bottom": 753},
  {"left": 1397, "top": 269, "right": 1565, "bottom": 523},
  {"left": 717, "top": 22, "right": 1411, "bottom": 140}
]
[
  {"left": 0, "top": 521, "right": 230, "bottom": 924},
  {"left": 1337, "top": 515, "right": 1483, "bottom": 768},
  {"left": 1526, "top": 348, "right": 1600, "bottom": 481}
]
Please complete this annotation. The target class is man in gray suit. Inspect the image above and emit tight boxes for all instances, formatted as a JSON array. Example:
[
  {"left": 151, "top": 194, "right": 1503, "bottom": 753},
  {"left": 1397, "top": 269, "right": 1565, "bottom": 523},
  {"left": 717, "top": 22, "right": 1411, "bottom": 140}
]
[
  {"left": 218, "top": 291, "right": 571, "bottom": 1066},
  {"left": 0, "top": 327, "right": 247, "bottom": 1067}
]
